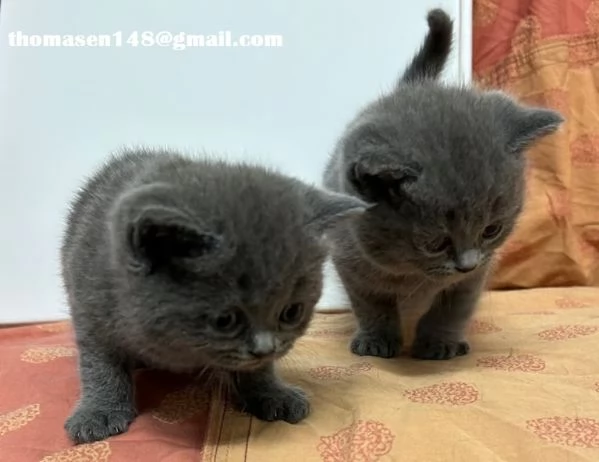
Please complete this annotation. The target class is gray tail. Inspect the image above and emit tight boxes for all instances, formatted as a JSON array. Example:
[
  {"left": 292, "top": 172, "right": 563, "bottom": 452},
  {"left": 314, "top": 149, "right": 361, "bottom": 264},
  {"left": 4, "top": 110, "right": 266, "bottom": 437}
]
[{"left": 400, "top": 9, "right": 453, "bottom": 83}]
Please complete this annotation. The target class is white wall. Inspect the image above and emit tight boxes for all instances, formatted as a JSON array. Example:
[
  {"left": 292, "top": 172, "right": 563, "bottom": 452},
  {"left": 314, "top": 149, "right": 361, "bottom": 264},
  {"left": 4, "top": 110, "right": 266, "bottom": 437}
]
[{"left": 0, "top": 0, "right": 470, "bottom": 323}]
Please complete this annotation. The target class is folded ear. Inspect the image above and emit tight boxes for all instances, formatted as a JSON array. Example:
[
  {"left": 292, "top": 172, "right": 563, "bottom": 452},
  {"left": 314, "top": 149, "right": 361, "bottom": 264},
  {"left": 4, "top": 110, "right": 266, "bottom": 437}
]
[
  {"left": 109, "top": 183, "right": 222, "bottom": 274},
  {"left": 304, "top": 188, "right": 369, "bottom": 235}
]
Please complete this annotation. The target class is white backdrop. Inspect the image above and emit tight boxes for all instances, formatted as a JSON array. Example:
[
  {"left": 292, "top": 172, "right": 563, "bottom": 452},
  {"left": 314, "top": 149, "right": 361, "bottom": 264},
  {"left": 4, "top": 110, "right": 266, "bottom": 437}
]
[{"left": 0, "top": 0, "right": 471, "bottom": 323}]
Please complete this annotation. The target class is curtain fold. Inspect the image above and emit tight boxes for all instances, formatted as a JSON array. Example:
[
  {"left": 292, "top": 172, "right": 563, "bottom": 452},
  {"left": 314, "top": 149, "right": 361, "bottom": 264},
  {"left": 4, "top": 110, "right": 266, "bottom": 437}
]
[{"left": 474, "top": 0, "right": 599, "bottom": 288}]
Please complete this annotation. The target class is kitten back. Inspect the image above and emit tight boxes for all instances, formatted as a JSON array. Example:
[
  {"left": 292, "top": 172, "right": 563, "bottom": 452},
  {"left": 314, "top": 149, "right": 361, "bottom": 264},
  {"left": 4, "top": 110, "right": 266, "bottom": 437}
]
[{"left": 400, "top": 8, "right": 453, "bottom": 83}]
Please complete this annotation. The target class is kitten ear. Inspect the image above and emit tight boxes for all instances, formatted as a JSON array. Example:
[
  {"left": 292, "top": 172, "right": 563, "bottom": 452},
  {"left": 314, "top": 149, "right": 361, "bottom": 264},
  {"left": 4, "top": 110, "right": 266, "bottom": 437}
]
[
  {"left": 347, "top": 157, "right": 421, "bottom": 203},
  {"left": 304, "top": 188, "right": 369, "bottom": 234},
  {"left": 487, "top": 91, "right": 564, "bottom": 153},
  {"left": 126, "top": 205, "right": 221, "bottom": 274},
  {"left": 110, "top": 183, "right": 222, "bottom": 274},
  {"left": 343, "top": 124, "right": 421, "bottom": 203},
  {"left": 507, "top": 106, "right": 564, "bottom": 153}
]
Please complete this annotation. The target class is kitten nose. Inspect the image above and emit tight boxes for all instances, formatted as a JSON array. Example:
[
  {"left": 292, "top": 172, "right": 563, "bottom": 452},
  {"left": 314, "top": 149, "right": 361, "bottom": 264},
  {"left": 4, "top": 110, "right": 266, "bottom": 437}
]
[
  {"left": 250, "top": 332, "right": 276, "bottom": 358},
  {"left": 455, "top": 249, "right": 481, "bottom": 273}
]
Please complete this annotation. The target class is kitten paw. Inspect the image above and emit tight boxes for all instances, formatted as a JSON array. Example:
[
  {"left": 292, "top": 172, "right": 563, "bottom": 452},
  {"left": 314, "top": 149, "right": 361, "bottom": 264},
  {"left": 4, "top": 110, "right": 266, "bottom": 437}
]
[
  {"left": 350, "top": 330, "right": 400, "bottom": 358},
  {"left": 411, "top": 337, "right": 470, "bottom": 360},
  {"left": 65, "top": 404, "right": 136, "bottom": 444},
  {"left": 239, "top": 384, "right": 310, "bottom": 424}
]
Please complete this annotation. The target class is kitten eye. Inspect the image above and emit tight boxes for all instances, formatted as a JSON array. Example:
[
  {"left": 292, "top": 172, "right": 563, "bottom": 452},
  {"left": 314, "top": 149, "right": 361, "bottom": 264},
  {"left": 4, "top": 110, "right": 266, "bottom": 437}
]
[
  {"left": 279, "top": 303, "right": 304, "bottom": 325},
  {"left": 482, "top": 223, "right": 503, "bottom": 240},
  {"left": 424, "top": 236, "right": 452, "bottom": 254},
  {"left": 212, "top": 309, "right": 242, "bottom": 333}
]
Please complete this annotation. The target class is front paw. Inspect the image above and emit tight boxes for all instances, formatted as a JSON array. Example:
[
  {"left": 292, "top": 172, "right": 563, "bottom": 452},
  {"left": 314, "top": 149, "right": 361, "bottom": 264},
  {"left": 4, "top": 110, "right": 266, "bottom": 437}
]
[
  {"left": 65, "top": 403, "right": 136, "bottom": 444},
  {"left": 238, "top": 384, "right": 310, "bottom": 424},
  {"left": 411, "top": 337, "right": 470, "bottom": 360},
  {"left": 350, "top": 330, "right": 401, "bottom": 358}
]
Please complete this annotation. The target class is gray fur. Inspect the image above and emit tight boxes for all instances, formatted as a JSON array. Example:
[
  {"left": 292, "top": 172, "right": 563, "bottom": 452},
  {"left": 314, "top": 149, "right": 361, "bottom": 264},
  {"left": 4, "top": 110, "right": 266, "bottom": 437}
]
[
  {"left": 62, "top": 148, "right": 366, "bottom": 443},
  {"left": 323, "top": 9, "right": 564, "bottom": 361},
  {"left": 401, "top": 8, "right": 453, "bottom": 83}
]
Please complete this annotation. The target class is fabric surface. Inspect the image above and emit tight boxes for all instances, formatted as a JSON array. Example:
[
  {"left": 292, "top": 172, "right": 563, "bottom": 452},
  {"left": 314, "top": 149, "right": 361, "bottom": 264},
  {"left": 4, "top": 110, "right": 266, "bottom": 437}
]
[
  {"left": 1, "top": 287, "right": 599, "bottom": 461},
  {"left": 474, "top": 0, "right": 599, "bottom": 289}
]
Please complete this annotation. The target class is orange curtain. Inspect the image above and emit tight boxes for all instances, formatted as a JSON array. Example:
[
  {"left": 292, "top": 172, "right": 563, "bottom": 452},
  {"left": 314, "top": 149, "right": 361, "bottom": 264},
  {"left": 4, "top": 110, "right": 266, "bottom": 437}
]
[{"left": 474, "top": 0, "right": 599, "bottom": 288}]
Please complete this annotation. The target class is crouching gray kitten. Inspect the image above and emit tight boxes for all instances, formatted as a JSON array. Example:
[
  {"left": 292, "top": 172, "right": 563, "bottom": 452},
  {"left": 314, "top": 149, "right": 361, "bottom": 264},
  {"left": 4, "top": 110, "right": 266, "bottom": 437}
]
[
  {"left": 61, "top": 148, "right": 367, "bottom": 444},
  {"left": 323, "top": 9, "right": 564, "bottom": 361}
]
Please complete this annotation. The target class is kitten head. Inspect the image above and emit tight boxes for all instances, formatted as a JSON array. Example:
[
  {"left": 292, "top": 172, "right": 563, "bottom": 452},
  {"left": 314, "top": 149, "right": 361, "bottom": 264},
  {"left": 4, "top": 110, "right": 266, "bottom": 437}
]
[
  {"left": 109, "top": 163, "right": 366, "bottom": 372},
  {"left": 344, "top": 86, "right": 563, "bottom": 279}
]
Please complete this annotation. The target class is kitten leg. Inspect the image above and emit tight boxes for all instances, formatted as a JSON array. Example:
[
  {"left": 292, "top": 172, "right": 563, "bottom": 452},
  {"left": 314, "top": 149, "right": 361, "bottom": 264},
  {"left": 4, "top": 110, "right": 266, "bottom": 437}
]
[
  {"left": 65, "top": 345, "right": 136, "bottom": 443},
  {"left": 233, "top": 363, "right": 309, "bottom": 423},
  {"left": 411, "top": 269, "right": 487, "bottom": 360},
  {"left": 347, "top": 288, "right": 401, "bottom": 358}
]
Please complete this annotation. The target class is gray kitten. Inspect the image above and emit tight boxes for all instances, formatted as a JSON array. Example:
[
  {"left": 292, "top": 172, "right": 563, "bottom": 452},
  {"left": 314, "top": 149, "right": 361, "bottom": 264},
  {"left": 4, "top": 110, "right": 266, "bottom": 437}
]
[
  {"left": 323, "top": 9, "right": 564, "bottom": 361},
  {"left": 61, "top": 148, "right": 366, "bottom": 444}
]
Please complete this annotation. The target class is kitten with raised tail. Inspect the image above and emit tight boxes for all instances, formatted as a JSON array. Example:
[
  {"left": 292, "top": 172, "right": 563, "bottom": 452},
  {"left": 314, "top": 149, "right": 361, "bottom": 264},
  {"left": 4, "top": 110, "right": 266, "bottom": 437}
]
[
  {"left": 62, "top": 148, "right": 367, "bottom": 444},
  {"left": 323, "top": 9, "right": 564, "bottom": 361}
]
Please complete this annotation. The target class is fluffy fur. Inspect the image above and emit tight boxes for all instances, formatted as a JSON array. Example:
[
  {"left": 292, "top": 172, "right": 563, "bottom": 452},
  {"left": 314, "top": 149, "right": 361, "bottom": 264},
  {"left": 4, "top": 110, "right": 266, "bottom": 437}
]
[
  {"left": 62, "top": 148, "right": 366, "bottom": 443},
  {"left": 323, "top": 9, "right": 564, "bottom": 361}
]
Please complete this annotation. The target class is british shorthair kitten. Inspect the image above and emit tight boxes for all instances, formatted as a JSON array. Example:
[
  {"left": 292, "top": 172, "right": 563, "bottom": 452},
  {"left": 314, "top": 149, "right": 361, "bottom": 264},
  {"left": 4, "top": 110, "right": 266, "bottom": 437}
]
[
  {"left": 62, "top": 148, "right": 367, "bottom": 443},
  {"left": 323, "top": 9, "right": 564, "bottom": 361}
]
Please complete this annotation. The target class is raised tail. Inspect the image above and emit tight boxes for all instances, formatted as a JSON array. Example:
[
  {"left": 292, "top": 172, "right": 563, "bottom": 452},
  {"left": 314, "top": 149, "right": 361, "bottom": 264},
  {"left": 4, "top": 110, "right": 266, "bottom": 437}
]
[{"left": 400, "top": 8, "right": 453, "bottom": 83}]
